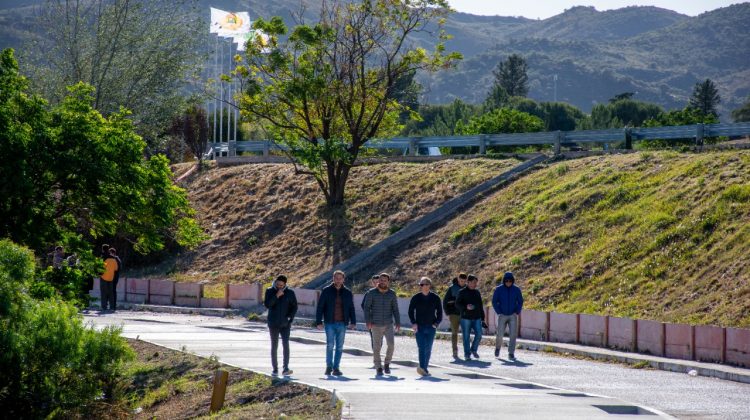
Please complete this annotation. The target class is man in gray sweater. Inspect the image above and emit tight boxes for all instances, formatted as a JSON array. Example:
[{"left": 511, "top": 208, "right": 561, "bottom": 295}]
[{"left": 364, "top": 272, "right": 401, "bottom": 376}]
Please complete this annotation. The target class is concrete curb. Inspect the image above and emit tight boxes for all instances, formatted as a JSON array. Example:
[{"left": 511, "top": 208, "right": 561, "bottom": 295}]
[{"left": 88, "top": 302, "right": 246, "bottom": 317}]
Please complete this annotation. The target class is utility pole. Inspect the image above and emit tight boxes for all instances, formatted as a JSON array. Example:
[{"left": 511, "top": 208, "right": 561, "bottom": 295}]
[{"left": 553, "top": 74, "right": 558, "bottom": 102}]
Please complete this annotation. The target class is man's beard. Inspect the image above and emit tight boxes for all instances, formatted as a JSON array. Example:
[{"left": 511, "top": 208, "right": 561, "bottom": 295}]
[{"left": 378, "top": 284, "right": 388, "bottom": 291}]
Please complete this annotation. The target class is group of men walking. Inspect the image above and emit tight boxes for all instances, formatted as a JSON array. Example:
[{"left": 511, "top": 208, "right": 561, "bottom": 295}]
[{"left": 262, "top": 270, "right": 524, "bottom": 378}]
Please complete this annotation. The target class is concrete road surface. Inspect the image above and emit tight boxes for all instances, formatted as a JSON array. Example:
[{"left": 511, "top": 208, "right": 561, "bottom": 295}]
[{"left": 84, "top": 311, "right": 749, "bottom": 419}]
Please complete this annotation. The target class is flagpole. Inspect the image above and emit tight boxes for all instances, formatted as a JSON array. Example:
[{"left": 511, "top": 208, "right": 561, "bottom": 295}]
[{"left": 213, "top": 34, "right": 218, "bottom": 144}]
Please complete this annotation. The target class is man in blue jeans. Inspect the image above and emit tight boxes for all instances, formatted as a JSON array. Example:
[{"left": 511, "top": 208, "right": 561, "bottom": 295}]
[
  {"left": 492, "top": 271, "right": 524, "bottom": 360},
  {"left": 315, "top": 270, "right": 356, "bottom": 376},
  {"left": 408, "top": 277, "right": 443, "bottom": 376},
  {"left": 455, "top": 274, "right": 487, "bottom": 360}
]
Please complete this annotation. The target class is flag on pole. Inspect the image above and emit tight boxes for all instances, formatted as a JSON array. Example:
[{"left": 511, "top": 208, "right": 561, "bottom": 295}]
[
  {"left": 233, "top": 30, "right": 270, "bottom": 52},
  {"left": 210, "top": 7, "right": 251, "bottom": 37}
]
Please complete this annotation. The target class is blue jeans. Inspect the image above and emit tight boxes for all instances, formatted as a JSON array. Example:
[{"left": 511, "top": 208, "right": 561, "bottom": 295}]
[
  {"left": 460, "top": 318, "right": 483, "bottom": 357},
  {"left": 325, "top": 322, "right": 347, "bottom": 369},
  {"left": 415, "top": 325, "right": 436, "bottom": 370}
]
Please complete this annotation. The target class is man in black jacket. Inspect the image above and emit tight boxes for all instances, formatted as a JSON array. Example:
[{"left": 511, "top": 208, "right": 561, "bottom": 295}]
[
  {"left": 443, "top": 273, "right": 467, "bottom": 359},
  {"left": 264, "top": 275, "right": 298, "bottom": 376},
  {"left": 409, "top": 277, "right": 442, "bottom": 376},
  {"left": 455, "top": 274, "right": 486, "bottom": 360},
  {"left": 315, "top": 270, "right": 356, "bottom": 376}
]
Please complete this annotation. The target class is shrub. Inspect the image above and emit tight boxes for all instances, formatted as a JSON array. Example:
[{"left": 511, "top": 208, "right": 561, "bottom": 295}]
[{"left": 0, "top": 240, "right": 133, "bottom": 418}]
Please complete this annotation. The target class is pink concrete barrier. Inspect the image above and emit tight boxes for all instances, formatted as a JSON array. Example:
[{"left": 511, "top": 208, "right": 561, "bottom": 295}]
[
  {"left": 149, "top": 279, "right": 174, "bottom": 305},
  {"left": 637, "top": 320, "right": 664, "bottom": 356},
  {"left": 125, "top": 278, "right": 148, "bottom": 304},
  {"left": 665, "top": 323, "right": 693, "bottom": 360},
  {"left": 115, "top": 278, "right": 125, "bottom": 301},
  {"left": 397, "top": 297, "right": 411, "bottom": 326},
  {"left": 608, "top": 316, "right": 636, "bottom": 351},
  {"left": 550, "top": 312, "right": 578, "bottom": 343},
  {"left": 353, "top": 294, "right": 365, "bottom": 324},
  {"left": 726, "top": 327, "right": 750, "bottom": 368},
  {"left": 228, "top": 283, "right": 260, "bottom": 309},
  {"left": 174, "top": 282, "right": 200, "bottom": 307},
  {"left": 485, "top": 307, "right": 497, "bottom": 334},
  {"left": 201, "top": 297, "right": 227, "bottom": 308},
  {"left": 91, "top": 277, "right": 101, "bottom": 298},
  {"left": 519, "top": 310, "right": 548, "bottom": 341},
  {"left": 579, "top": 314, "right": 607, "bottom": 347},
  {"left": 695, "top": 325, "right": 724, "bottom": 363},
  {"left": 295, "top": 289, "right": 320, "bottom": 317}
]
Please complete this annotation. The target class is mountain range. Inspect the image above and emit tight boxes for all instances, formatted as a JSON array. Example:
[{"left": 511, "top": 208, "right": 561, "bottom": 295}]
[{"left": 1, "top": 1, "right": 748, "bottom": 118}]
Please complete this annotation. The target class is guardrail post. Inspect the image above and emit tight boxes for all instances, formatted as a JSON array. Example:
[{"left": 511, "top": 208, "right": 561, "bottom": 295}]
[
  {"left": 696, "top": 123, "right": 704, "bottom": 148},
  {"left": 409, "top": 137, "right": 419, "bottom": 156},
  {"left": 262, "top": 141, "right": 270, "bottom": 158},
  {"left": 479, "top": 134, "right": 487, "bottom": 155},
  {"left": 228, "top": 140, "right": 237, "bottom": 157},
  {"left": 624, "top": 127, "right": 633, "bottom": 150},
  {"left": 554, "top": 131, "right": 562, "bottom": 156}
]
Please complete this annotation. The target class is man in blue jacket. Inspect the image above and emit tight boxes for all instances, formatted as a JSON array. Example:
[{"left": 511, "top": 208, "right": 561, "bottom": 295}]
[
  {"left": 492, "top": 271, "right": 524, "bottom": 360},
  {"left": 264, "top": 275, "right": 298, "bottom": 376},
  {"left": 315, "top": 270, "right": 356, "bottom": 376}
]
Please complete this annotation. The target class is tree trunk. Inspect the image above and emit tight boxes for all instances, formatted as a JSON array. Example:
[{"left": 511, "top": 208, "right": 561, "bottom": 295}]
[{"left": 326, "top": 163, "right": 351, "bottom": 207}]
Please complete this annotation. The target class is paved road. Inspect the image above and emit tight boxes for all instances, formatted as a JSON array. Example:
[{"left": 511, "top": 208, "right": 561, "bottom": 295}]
[{"left": 85, "top": 311, "right": 750, "bottom": 419}]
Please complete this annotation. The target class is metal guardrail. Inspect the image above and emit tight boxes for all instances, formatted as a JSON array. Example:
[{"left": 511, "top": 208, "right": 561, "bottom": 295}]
[{"left": 207, "top": 122, "right": 750, "bottom": 158}]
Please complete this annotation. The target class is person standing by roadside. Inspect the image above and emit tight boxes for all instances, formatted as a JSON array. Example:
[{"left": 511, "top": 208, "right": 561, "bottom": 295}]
[
  {"left": 364, "top": 272, "right": 401, "bottom": 376},
  {"left": 109, "top": 248, "right": 122, "bottom": 306},
  {"left": 455, "top": 274, "right": 485, "bottom": 360},
  {"left": 51, "top": 246, "right": 65, "bottom": 269},
  {"left": 409, "top": 277, "right": 442, "bottom": 376},
  {"left": 492, "top": 271, "right": 524, "bottom": 360},
  {"left": 315, "top": 270, "right": 356, "bottom": 376},
  {"left": 443, "top": 273, "right": 467, "bottom": 359},
  {"left": 99, "top": 249, "right": 118, "bottom": 312},
  {"left": 264, "top": 275, "right": 298, "bottom": 376}
]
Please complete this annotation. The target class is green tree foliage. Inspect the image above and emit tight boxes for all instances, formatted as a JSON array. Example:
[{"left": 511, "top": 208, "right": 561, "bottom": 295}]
[
  {"left": 456, "top": 108, "right": 544, "bottom": 135},
  {"left": 731, "top": 96, "right": 750, "bottom": 122},
  {"left": 590, "top": 99, "right": 664, "bottom": 128},
  {"left": 689, "top": 79, "right": 721, "bottom": 117},
  {"left": 0, "top": 239, "right": 134, "bottom": 418},
  {"left": 491, "top": 54, "right": 529, "bottom": 98},
  {"left": 0, "top": 48, "right": 204, "bottom": 258},
  {"left": 402, "top": 99, "right": 481, "bottom": 136},
  {"left": 483, "top": 84, "right": 509, "bottom": 110},
  {"left": 23, "top": 0, "right": 205, "bottom": 147},
  {"left": 641, "top": 107, "right": 720, "bottom": 148},
  {"left": 236, "top": 0, "right": 460, "bottom": 206}
]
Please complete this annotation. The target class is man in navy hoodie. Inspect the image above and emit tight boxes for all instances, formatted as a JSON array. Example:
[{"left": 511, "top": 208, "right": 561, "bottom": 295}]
[
  {"left": 492, "top": 271, "right": 524, "bottom": 360},
  {"left": 264, "top": 275, "right": 298, "bottom": 376}
]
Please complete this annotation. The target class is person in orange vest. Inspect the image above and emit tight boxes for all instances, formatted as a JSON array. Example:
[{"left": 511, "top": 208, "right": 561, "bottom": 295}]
[{"left": 100, "top": 248, "right": 118, "bottom": 312}]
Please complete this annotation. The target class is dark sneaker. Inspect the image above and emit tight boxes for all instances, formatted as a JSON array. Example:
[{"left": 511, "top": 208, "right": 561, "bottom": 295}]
[
  {"left": 384, "top": 364, "right": 391, "bottom": 374},
  {"left": 509, "top": 354, "right": 516, "bottom": 361},
  {"left": 495, "top": 348, "right": 500, "bottom": 357},
  {"left": 472, "top": 351, "right": 480, "bottom": 359},
  {"left": 424, "top": 369, "right": 431, "bottom": 377},
  {"left": 332, "top": 368, "right": 343, "bottom": 376},
  {"left": 282, "top": 368, "right": 293, "bottom": 376},
  {"left": 272, "top": 369, "right": 278, "bottom": 376},
  {"left": 376, "top": 368, "right": 383, "bottom": 376},
  {"left": 325, "top": 367, "right": 332, "bottom": 375},
  {"left": 452, "top": 352, "right": 459, "bottom": 360},
  {"left": 465, "top": 354, "right": 472, "bottom": 361},
  {"left": 416, "top": 367, "right": 426, "bottom": 376}
]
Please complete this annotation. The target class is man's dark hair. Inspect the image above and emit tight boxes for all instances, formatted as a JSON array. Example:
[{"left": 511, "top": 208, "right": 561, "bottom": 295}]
[
  {"left": 55, "top": 245, "right": 63, "bottom": 252},
  {"left": 467, "top": 274, "right": 478, "bottom": 282},
  {"left": 276, "top": 275, "right": 288, "bottom": 283},
  {"left": 371, "top": 275, "right": 379, "bottom": 280},
  {"left": 458, "top": 273, "right": 468, "bottom": 280},
  {"left": 109, "top": 247, "right": 117, "bottom": 255}
]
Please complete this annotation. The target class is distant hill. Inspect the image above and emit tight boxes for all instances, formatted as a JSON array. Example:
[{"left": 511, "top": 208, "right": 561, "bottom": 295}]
[{"left": 1, "top": 1, "right": 748, "bottom": 118}]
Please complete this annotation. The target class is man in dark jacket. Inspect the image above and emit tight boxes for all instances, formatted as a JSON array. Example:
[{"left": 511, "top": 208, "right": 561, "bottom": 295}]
[
  {"left": 492, "top": 271, "right": 524, "bottom": 360},
  {"left": 443, "top": 273, "right": 467, "bottom": 359},
  {"left": 363, "top": 272, "right": 400, "bottom": 376},
  {"left": 455, "top": 274, "right": 486, "bottom": 360},
  {"left": 409, "top": 277, "right": 442, "bottom": 376},
  {"left": 315, "top": 270, "right": 356, "bottom": 376},
  {"left": 264, "top": 275, "right": 298, "bottom": 376}
]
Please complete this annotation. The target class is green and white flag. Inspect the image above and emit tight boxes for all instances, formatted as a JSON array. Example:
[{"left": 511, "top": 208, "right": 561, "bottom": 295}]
[{"left": 210, "top": 7, "right": 251, "bottom": 37}]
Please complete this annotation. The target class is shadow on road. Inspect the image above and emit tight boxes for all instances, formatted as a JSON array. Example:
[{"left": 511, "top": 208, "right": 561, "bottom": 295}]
[{"left": 498, "top": 358, "right": 533, "bottom": 367}]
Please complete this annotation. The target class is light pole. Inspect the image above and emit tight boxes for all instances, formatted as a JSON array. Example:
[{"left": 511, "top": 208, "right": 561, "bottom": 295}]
[{"left": 553, "top": 74, "right": 558, "bottom": 102}]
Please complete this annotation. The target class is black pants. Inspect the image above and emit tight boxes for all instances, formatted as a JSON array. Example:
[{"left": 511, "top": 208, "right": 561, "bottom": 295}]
[
  {"left": 100, "top": 280, "right": 116, "bottom": 310},
  {"left": 269, "top": 325, "right": 291, "bottom": 370}
]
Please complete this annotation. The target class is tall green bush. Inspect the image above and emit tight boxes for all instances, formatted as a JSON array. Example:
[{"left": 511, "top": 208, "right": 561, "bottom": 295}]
[{"left": 0, "top": 239, "right": 133, "bottom": 418}]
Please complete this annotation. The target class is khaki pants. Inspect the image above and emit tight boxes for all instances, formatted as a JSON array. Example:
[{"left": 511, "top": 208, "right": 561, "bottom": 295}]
[
  {"left": 371, "top": 324, "right": 395, "bottom": 368},
  {"left": 449, "top": 315, "right": 461, "bottom": 355}
]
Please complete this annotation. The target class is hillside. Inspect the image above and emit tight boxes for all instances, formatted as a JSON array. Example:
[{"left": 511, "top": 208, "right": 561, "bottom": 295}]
[
  {"left": 357, "top": 150, "right": 750, "bottom": 328},
  {"left": 2, "top": 2, "right": 748, "bottom": 117},
  {"left": 157, "top": 158, "right": 520, "bottom": 284},
  {"left": 162, "top": 150, "right": 750, "bottom": 328}
]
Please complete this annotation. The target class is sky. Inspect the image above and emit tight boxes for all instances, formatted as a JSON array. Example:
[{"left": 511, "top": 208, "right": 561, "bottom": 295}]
[{"left": 447, "top": 1, "right": 742, "bottom": 19}]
